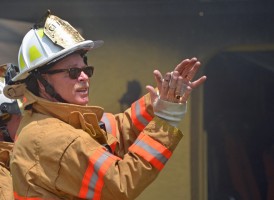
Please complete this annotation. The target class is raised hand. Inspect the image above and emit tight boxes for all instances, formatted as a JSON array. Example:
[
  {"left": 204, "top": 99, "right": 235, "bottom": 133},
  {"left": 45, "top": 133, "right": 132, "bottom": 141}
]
[{"left": 147, "top": 57, "right": 207, "bottom": 104}]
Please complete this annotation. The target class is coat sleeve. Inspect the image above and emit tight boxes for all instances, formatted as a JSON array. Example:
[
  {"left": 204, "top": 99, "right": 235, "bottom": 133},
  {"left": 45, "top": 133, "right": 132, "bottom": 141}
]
[
  {"left": 0, "top": 166, "right": 13, "bottom": 200},
  {"left": 101, "top": 93, "right": 156, "bottom": 157},
  {"left": 55, "top": 114, "right": 183, "bottom": 200}
]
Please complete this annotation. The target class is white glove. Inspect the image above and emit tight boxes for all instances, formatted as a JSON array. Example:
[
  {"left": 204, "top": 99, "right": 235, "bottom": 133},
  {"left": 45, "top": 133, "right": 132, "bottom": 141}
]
[{"left": 153, "top": 97, "right": 187, "bottom": 127}]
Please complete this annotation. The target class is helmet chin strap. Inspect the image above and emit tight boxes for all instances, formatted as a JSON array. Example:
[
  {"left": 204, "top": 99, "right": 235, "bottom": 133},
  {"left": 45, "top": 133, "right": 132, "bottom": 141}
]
[{"left": 33, "top": 70, "right": 67, "bottom": 103}]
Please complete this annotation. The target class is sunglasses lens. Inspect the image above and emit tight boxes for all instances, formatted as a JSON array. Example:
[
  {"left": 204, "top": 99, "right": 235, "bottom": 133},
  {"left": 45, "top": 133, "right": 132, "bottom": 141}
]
[
  {"left": 68, "top": 67, "right": 94, "bottom": 79},
  {"left": 68, "top": 68, "right": 80, "bottom": 79},
  {"left": 83, "top": 67, "right": 93, "bottom": 77}
]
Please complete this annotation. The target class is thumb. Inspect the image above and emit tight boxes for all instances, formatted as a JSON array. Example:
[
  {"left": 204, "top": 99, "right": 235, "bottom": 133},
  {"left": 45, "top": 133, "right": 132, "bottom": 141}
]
[{"left": 146, "top": 85, "right": 158, "bottom": 104}]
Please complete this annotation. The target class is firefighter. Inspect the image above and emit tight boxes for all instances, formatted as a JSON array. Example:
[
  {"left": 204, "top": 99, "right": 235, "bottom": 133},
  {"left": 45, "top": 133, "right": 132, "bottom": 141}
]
[
  {"left": 4, "top": 11, "right": 206, "bottom": 199},
  {"left": 0, "top": 63, "right": 21, "bottom": 200}
]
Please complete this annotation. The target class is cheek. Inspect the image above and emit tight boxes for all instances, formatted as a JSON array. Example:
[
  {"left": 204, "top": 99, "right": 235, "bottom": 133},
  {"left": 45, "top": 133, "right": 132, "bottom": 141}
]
[
  {"left": 50, "top": 77, "right": 74, "bottom": 93},
  {"left": 60, "top": 82, "right": 80, "bottom": 101}
]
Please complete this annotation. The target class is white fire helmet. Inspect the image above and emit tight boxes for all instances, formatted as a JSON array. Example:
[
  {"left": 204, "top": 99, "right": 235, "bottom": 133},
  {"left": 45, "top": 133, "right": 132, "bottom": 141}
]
[
  {"left": 0, "top": 63, "right": 21, "bottom": 142},
  {"left": 0, "top": 63, "right": 21, "bottom": 117},
  {"left": 4, "top": 11, "right": 103, "bottom": 99}
]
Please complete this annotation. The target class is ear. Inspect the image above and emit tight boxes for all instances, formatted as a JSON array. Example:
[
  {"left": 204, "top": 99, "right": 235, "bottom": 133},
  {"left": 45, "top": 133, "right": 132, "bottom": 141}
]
[
  {"left": 37, "top": 73, "right": 50, "bottom": 92},
  {"left": 37, "top": 79, "right": 56, "bottom": 101},
  {"left": 37, "top": 80, "right": 46, "bottom": 92}
]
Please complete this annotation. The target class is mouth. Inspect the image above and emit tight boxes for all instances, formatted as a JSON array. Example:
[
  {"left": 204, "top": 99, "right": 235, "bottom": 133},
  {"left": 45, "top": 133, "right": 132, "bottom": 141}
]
[{"left": 76, "top": 87, "right": 89, "bottom": 94}]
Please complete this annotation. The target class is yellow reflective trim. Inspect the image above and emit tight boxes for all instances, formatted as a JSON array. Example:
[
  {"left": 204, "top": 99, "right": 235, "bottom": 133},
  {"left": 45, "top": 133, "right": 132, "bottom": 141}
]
[
  {"left": 29, "top": 46, "right": 42, "bottom": 62},
  {"left": 19, "top": 53, "right": 26, "bottom": 71},
  {"left": 37, "top": 28, "right": 44, "bottom": 38}
]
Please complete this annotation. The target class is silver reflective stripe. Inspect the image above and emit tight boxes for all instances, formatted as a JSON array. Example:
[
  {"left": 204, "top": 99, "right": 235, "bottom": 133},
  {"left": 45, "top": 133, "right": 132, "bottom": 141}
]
[
  {"left": 134, "top": 139, "right": 168, "bottom": 165},
  {"left": 86, "top": 152, "right": 109, "bottom": 199},
  {"left": 135, "top": 100, "right": 149, "bottom": 127},
  {"left": 102, "top": 114, "right": 112, "bottom": 133}
]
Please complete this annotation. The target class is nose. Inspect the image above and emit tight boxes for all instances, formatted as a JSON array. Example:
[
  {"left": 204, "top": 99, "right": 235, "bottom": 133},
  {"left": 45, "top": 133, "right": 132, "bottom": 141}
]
[{"left": 78, "top": 71, "right": 89, "bottom": 81}]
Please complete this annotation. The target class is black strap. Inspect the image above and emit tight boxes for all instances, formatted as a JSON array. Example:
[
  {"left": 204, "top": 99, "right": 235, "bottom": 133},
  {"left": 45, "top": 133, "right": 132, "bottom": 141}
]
[
  {"left": 102, "top": 144, "right": 112, "bottom": 153},
  {"left": 32, "top": 70, "right": 67, "bottom": 103}
]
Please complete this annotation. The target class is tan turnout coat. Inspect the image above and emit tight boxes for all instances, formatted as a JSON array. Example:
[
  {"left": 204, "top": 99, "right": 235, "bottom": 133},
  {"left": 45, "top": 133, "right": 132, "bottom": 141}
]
[
  {"left": 11, "top": 90, "right": 183, "bottom": 200},
  {"left": 0, "top": 142, "right": 13, "bottom": 200}
]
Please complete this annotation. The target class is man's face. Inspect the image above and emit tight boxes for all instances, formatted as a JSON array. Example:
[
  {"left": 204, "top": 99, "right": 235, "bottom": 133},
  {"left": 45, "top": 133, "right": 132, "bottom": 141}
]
[{"left": 43, "top": 53, "right": 90, "bottom": 105}]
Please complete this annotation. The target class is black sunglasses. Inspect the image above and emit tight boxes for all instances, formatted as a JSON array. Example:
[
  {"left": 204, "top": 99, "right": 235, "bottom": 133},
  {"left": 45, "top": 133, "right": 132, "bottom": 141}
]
[{"left": 43, "top": 66, "right": 94, "bottom": 79}]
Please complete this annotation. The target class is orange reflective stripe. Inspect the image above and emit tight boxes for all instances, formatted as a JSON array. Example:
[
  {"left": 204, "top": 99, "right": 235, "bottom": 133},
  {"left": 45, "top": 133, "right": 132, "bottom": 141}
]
[
  {"left": 14, "top": 192, "right": 43, "bottom": 200},
  {"left": 129, "top": 133, "right": 172, "bottom": 171},
  {"left": 102, "top": 113, "right": 117, "bottom": 152},
  {"left": 109, "top": 141, "right": 117, "bottom": 154},
  {"left": 131, "top": 97, "right": 153, "bottom": 131},
  {"left": 79, "top": 148, "right": 121, "bottom": 199},
  {"left": 22, "top": 96, "right": 27, "bottom": 104},
  {"left": 93, "top": 152, "right": 116, "bottom": 200},
  {"left": 14, "top": 134, "right": 18, "bottom": 141},
  {"left": 138, "top": 132, "right": 172, "bottom": 159},
  {"left": 138, "top": 96, "right": 153, "bottom": 122}
]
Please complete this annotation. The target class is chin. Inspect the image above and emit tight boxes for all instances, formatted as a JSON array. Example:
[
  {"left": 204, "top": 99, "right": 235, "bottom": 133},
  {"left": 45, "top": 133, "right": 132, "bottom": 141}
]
[{"left": 75, "top": 98, "right": 89, "bottom": 105}]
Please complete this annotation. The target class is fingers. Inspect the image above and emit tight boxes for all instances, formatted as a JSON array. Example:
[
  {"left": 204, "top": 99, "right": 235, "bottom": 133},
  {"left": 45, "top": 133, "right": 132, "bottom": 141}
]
[
  {"left": 159, "top": 71, "right": 186, "bottom": 103},
  {"left": 181, "top": 85, "right": 192, "bottom": 103},
  {"left": 190, "top": 76, "right": 207, "bottom": 89},
  {"left": 167, "top": 71, "right": 179, "bottom": 102},
  {"left": 174, "top": 57, "right": 198, "bottom": 76},
  {"left": 153, "top": 70, "right": 163, "bottom": 94},
  {"left": 181, "top": 76, "right": 207, "bottom": 102},
  {"left": 175, "top": 77, "right": 187, "bottom": 102},
  {"left": 182, "top": 60, "right": 201, "bottom": 81},
  {"left": 146, "top": 85, "right": 158, "bottom": 103},
  {"left": 152, "top": 57, "right": 206, "bottom": 105},
  {"left": 174, "top": 58, "right": 191, "bottom": 74},
  {"left": 160, "top": 72, "right": 172, "bottom": 101}
]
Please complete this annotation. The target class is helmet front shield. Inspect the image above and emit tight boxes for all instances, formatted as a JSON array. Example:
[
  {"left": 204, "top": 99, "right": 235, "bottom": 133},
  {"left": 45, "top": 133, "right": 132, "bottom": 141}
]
[{"left": 44, "top": 14, "right": 85, "bottom": 49}]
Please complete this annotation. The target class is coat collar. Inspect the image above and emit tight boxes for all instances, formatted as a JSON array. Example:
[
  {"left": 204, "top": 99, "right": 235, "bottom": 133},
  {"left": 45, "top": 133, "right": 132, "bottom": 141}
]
[{"left": 22, "top": 90, "right": 104, "bottom": 125}]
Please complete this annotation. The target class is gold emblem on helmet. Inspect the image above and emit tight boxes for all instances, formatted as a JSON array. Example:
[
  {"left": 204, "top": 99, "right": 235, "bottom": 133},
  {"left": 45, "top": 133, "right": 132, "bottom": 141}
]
[{"left": 44, "top": 14, "right": 85, "bottom": 48}]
